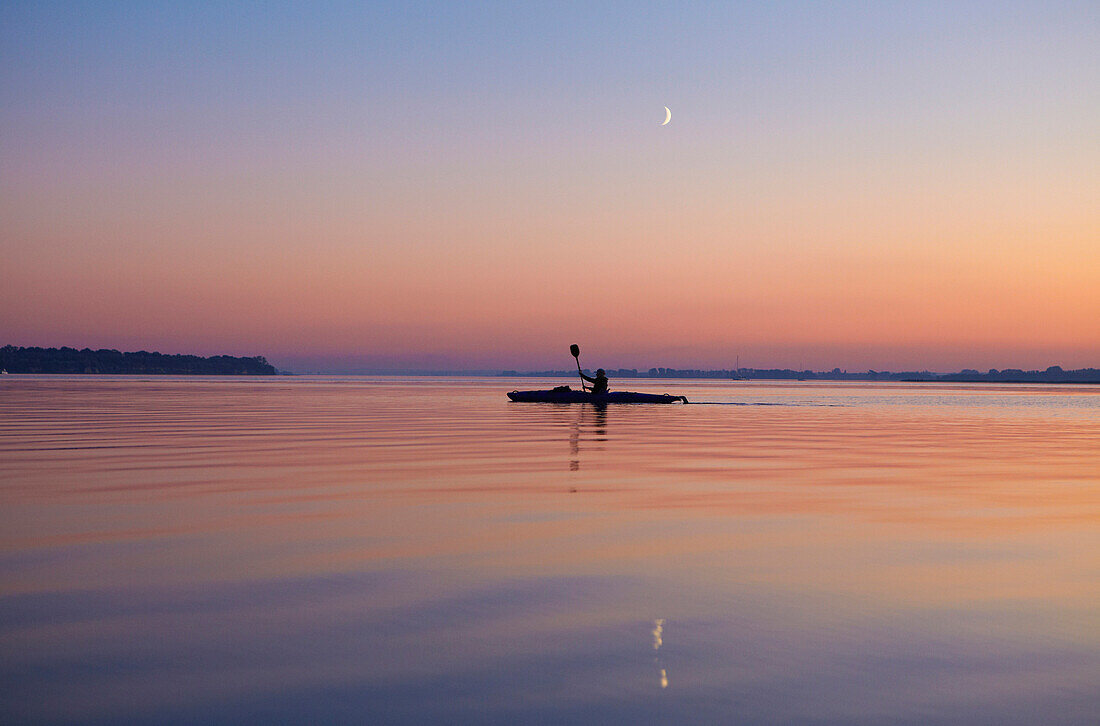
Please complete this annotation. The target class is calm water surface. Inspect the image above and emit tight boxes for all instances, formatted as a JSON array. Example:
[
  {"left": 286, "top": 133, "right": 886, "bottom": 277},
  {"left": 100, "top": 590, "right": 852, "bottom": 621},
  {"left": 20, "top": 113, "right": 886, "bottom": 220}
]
[{"left": 1, "top": 376, "right": 1098, "bottom": 724}]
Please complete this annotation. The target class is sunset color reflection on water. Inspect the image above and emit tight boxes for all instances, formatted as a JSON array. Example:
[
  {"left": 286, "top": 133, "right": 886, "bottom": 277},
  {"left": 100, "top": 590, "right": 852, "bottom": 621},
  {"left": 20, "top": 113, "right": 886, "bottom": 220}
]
[{"left": 1, "top": 377, "right": 1098, "bottom": 724}]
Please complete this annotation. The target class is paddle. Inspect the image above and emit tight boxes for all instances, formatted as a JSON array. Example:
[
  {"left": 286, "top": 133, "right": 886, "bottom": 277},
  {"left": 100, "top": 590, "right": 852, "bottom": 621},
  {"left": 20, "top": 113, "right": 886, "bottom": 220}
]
[{"left": 570, "top": 344, "right": 588, "bottom": 391}]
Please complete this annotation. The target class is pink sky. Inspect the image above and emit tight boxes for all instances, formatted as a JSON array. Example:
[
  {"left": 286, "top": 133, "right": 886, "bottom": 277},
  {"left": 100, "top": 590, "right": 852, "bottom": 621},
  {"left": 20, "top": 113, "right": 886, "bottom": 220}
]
[{"left": 2, "top": 3, "right": 1097, "bottom": 372}]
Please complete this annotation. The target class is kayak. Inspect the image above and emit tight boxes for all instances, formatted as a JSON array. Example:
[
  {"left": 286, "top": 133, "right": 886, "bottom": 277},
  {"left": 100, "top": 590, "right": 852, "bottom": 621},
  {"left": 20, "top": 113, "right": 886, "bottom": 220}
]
[{"left": 507, "top": 387, "right": 688, "bottom": 404}]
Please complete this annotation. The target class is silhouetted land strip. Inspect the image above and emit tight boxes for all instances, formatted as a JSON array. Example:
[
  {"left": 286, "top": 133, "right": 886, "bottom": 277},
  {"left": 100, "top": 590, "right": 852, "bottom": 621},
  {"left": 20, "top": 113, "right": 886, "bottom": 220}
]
[
  {"left": 500, "top": 366, "right": 1100, "bottom": 383},
  {"left": 1, "top": 346, "right": 277, "bottom": 375}
]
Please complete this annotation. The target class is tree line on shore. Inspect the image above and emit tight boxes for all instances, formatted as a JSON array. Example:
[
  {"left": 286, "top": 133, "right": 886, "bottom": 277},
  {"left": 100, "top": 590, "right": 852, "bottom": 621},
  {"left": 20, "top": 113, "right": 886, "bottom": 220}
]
[
  {"left": 3, "top": 346, "right": 1094, "bottom": 381},
  {"left": 0, "top": 346, "right": 277, "bottom": 375}
]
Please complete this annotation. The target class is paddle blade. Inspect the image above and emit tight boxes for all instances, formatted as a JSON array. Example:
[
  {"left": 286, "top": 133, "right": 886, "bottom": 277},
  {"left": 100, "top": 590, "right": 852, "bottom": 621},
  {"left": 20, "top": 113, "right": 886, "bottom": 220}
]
[{"left": 570, "top": 344, "right": 580, "bottom": 358}]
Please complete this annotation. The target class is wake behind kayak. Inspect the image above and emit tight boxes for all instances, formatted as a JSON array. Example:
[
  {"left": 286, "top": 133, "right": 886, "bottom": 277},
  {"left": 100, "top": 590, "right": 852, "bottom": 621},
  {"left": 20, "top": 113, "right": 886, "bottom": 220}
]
[{"left": 507, "top": 386, "right": 688, "bottom": 404}]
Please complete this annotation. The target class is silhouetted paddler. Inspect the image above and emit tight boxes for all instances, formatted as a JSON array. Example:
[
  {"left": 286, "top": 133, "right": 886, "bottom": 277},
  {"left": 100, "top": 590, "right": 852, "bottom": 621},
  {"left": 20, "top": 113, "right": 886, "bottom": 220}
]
[{"left": 580, "top": 368, "right": 609, "bottom": 394}]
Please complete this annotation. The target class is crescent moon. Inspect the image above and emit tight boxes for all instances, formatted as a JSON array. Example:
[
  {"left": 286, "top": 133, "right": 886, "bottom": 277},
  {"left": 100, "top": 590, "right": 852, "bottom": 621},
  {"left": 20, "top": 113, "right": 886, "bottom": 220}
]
[{"left": 661, "top": 106, "right": 671, "bottom": 125}]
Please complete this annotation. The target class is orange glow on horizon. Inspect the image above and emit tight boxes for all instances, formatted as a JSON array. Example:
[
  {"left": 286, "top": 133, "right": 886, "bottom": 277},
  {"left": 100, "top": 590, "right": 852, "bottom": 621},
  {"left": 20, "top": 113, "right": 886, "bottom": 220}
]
[{"left": 2, "top": 4, "right": 1097, "bottom": 371}]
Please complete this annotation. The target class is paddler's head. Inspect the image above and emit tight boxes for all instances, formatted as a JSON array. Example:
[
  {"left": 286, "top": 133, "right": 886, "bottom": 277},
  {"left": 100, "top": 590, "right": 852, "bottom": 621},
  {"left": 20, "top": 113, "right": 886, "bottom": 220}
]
[{"left": 596, "top": 369, "right": 606, "bottom": 377}]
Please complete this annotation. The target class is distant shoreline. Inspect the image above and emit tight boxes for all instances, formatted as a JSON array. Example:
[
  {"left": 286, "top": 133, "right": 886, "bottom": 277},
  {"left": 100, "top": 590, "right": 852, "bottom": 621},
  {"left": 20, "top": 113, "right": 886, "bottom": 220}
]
[
  {"left": 283, "top": 369, "right": 1100, "bottom": 383},
  {"left": 3, "top": 346, "right": 1096, "bottom": 383},
  {"left": 494, "top": 367, "right": 1100, "bottom": 383},
  {"left": 422, "top": 367, "right": 1100, "bottom": 383},
  {"left": 0, "top": 346, "right": 277, "bottom": 375},
  {"left": 900, "top": 378, "right": 1100, "bottom": 384}
]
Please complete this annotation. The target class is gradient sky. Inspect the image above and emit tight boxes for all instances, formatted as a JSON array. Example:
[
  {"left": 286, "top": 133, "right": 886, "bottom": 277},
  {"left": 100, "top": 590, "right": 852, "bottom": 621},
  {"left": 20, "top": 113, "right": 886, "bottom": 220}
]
[{"left": 2, "top": 1, "right": 1097, "bottom": 372}]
